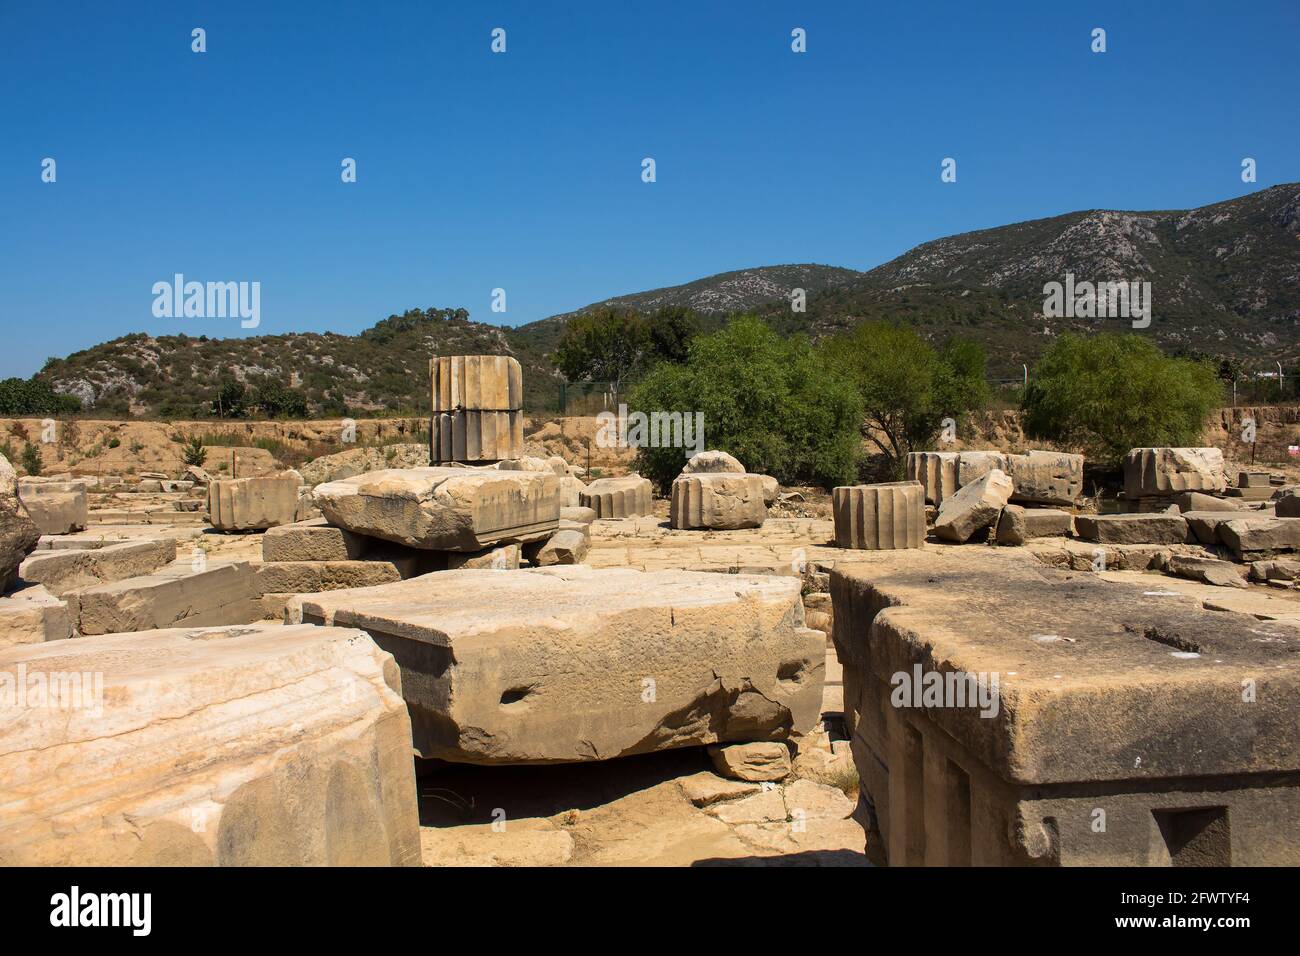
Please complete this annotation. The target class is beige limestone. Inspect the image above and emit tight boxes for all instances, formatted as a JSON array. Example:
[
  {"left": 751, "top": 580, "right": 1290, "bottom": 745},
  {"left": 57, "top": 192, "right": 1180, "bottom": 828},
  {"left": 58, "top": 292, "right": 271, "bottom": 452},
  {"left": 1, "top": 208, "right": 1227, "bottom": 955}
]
[
  {"left": 253, "top": 560, "right": 409, "bottom": 597},
  {"left": 832, "top": 482, "right": 926, "bottom": 550},
  {"left": 933, "top": 469, "right": 1013, "bottom": 543},
  {"left": 0, "top": 623, "right": 420, "bottom": 866},
  {"left": 0, "top": 583, "right": 72, "bottom": 647},
  {"left": 535, "top": 528, "right": 590, "bottom": 566},
  {"left": 995, "top": 505, "right": 1072, "bottom": 546},
  {"left": 580, "top": 475, "right": 653, "bottom": 518},
  {"left": 709, "top": 742, "right": 792, "bottom": 782},
  {"left": 1074, "top": 513, "right": 1190, "bottom": 545},
  {"left": 1217, "top": 516, "right": 1300, "bottom": 558},
  {"left": 17, "top": 539, "right": 177, "bottom": 596},
  {"left": 75, "top": 561, "right": 259, "bottom": 635},
  {"left": 670, "top": 473, "right": 767, "bottom": 530},
  {"left": 16, "top": 486, "right": 87, "bottom": 535},
  {"left": 313, "top": 467, "right": 559, "bottom": 551},
  {"left": 430, "top": 354, "right": 523, "bottom": 413},
  {"left": 682, "top": 450, "right": 745, "bottom": 474},
  {"left": 208, "top": 473, "right": 300, "bottom": 530},
  {"left": 289, "top": 565, "right": 824, "bottom": 764},
  {"left": 1124, "top": 447, "right": 1227, "bottom": 498},
  {"left": 262, "top": 517, "right": 369, "bottom": 562}
]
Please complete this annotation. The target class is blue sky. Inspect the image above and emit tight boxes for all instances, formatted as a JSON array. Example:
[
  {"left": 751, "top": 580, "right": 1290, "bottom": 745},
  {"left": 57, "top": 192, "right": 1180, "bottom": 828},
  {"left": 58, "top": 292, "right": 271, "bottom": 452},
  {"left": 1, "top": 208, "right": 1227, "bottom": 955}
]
[{"left": 1, "top": 0, "right": 1297, "bottom": 377}]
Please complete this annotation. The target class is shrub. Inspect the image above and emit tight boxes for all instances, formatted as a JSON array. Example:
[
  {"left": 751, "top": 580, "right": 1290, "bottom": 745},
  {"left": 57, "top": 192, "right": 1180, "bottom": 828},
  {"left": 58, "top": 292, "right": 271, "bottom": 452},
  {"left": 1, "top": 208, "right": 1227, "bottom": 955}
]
[
  {"left": 1021, "top": 333, "right": 1223, "bottom": 463},
  {"left": 822, "top": 322, "right": 990, "bottom": 480},
  {"left": 181, "top": 436, "right": 208, "bottom": 467},
  {"left": 20, "top": 442, "right": 42, "bottom": 476},
  {"left": 627, "top": 316, "right": 863, "bottom": 491}
]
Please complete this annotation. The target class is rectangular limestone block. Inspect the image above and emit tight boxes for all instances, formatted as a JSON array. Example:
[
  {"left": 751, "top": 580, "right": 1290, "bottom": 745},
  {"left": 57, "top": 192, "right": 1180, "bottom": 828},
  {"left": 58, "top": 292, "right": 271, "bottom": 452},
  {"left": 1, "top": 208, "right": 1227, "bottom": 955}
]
[
  {"left": 74, "top": 561, "right": 259, "bottom": 635},
  {"left": 253, "top": 559, "right": 411, "bottom": 597},
  {"left": 1124, "top": 447, "right": 1227, "bottom": 498},
  {"left": 995, "top": 505, "right": 1073, "bottom": 546},
  {"left": 832, "top": 482, "right": 926, "bottom": 550},
  {"left": 431, "top": 410, "right": 524, "bottom": 463},
  {"left": 1216, "top": 517, "right": 1300, "bottom": 559},
  {"left": 829, "top": 548, "right": 1300, "bottom": 865},
  {"left": 430, "top": 354, "right": 523, "bottom": 413},
  {"left": 933, "top": 469, "right": 1013, "bottom": 543},
  {"left": 956, "top": 451, "right": 1011, "bottom": 488},
  {"left": 1007, "top": 451, "right": 1083, "bottom": 506},
  {"left": 0, "top": 623, "right": 420, "bottom": 866},
  {"left": 16, "top": 487, "right": 88, "bottom": 535},
  {"left": 1074, "top": 513, "right": 1190, "bottom": 545},
  {"left": 313, "top": 467, "right": 559, "bottom": 551},
  {"left": 0, "top": 583, "right": 72, "bottom": 647},
  {"left": 1175, "top": 492, "right": 1241, "bottom": 513},
  {"left": 670, "top": 473, "right": 767, "bottom": 530},
  {"left": 262, "top": 517, "right": 370, "bottom": 562},
  {"left": 18, "top": 539, "right": 178, "bottom": 596},
  {"left": 1183, "top": 511, "right": 1242, "bottom": 545},
  {"left": 207, "top": 474, "right": 300, "bottom": 530},
  {"left": 580, "top": 475, "right": 653, "bottom": 518},
  {"left": 288, "top": 566, "right": 824, "bottom": 764}
]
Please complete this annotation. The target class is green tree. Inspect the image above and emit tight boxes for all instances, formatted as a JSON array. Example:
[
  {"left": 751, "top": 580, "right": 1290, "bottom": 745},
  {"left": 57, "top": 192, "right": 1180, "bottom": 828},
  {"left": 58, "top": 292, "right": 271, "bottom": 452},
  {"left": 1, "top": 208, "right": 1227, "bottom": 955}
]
[
  {"left": 1021, "top": 333, "right": 1223, "bottom": 463},
  {"left": 823, "top": 322, "right": 989, "bottom": 478},
  {"left": 181, "top": 436, "right": 208, "bottom": 467},
  {"left": 627, "top": 316, "right": 862, "bottom": 490},
  {"left": 553, "top": 308, "right": 649, "bottom": 391},
  {"left": 211, "top": 379, "right": 248, "bottom": 418},
  {"left": 646, "top": 306, "right": 700, "bottom": 366},
  {"left": 252, "top": 379, "right": 308, "bottom": 418},
  {"left": 19, "top": 442, "right": 42, "bottom": 476}
]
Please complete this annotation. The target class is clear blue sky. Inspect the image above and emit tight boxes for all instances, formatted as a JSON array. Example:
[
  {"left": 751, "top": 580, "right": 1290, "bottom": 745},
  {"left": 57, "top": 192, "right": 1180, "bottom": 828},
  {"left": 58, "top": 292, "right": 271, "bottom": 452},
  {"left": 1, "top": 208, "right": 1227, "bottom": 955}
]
[{"left": 1, "top": 1, "right": 1296, "bottom": 377}]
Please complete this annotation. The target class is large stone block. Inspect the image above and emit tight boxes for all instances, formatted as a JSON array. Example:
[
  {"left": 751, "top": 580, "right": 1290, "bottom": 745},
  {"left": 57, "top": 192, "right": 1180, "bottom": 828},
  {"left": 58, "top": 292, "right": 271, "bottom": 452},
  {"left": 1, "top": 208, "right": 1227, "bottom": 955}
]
[
  {"left": 933, "top": 469, "right": 1013, "bottom": 543},
  {"left": 995, "top": 505, "right": 1073, "bottom": 546},
  {"left": 830, "top": 548, "right": 1300, "bottom": 865},
  {"left": 207, "top": 474, "right": 300, "bottom": 530},
  {"left": 670, "top": 473, "right": 768, "bottom": 530},
  {"left": 253, "top": 560, "right": 410, "bottom": 597},
  {"left": 1175, "top": 491, "right": 1242, "bottom": 513},
  {"left": 288, "top": 566, "right": 824, "bottom": 764},
  {"left": 1006, "top": 451, "right": 1083, "bottom": 506},
  {"left": 17, "top": 539, "right": 177, "bottom": 596},
  {"left": 262, "top": 517, "right": 370, "bottom": 562},
  {"left": 74, "top": 561, "right": 259, "bottom": 635},
  {"left": 313, "top": 467, "right": 559, "bottom": 551},
  {"left": 16, "top": 486, "right": 87, "bottom": 535},
  {"left": 0, "top": 454, "right": 40, "bottom": 591},
  {"left": 1217, "top": 517, "right": 1300, "bottom": 559},
  {"left": 682, "top": 450, "right": 746, "bottom": 474},
  {"left": 1277, "top": 491, "right": 1300, "bottom": 519},
  {"left": 1124, "top": 447, "right": 1227, "bottom": 498},
  {"left": 1074, "top": 513, "right": 1190, "bottom": 545},
  {"left": 0, "top": 583, "right": 71, "bottom": 647},
  {"left": 832, "top": 482, "right": 926, "bottom": 550},
  {"left": 534, "top": 528, "right": 590, "bottom": 566},
  {"left": 0, "top": 623, "right": 420, "bottom": 866},
  {"left": 430, "top": 354, "right": 522, "bottom": 413},
  {"left": 580, "top": 475, "right": 653, "bottom": 518}
]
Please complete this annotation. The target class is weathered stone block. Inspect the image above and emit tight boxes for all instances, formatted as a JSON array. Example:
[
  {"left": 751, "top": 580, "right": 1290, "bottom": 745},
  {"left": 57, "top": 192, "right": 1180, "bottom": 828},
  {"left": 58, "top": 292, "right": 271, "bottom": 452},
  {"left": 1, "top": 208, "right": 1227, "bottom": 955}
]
[
  {"left": 580, "top": 475, "right": 653, "bottom": 518},
  {"left": 906, "top": 451, "right": 960, "bottom": 506},
  {"left": 1007, "top": 451, "right": 1084, "bottom": 506},
  {"left": 0, "top": 623, "right": 420, "bottom": 866},
  {"left": 262, "top": 517, "right": 370, "bottom": 562},
  {"left": 0, "top": 583, "right": 71, "bottom": 647},
  {"left": 1165, "top": 554, "right": 1247, "bottom": 589},
  {"left": 1124, "top": 447, "right": 1227, "bottom": 498},
  {"left": 208, "top": 474, "right": 299, "bottom": 530},
  {"left": 933, "top": 469, "right": 1013, "bottom": 543},
  {"left": 289, "top": 566, "right": 824, "bottom": 764},
  {"left": 1175, "top": 492, "right": 1241, "bottom": 513},
  {"left": 995, "top": 505, "right": 1073, "bottom": 546},
  {"left": 1217, "top": 517, "right": 1300, "bottom": 559},
  {"left": 0, "top": 454, "right": 40, "bottom": 591},
  {"left": 75, "top": 561, "right": 259, "bottom": 635},
  {"left": 253, "top": 560, "right": 409, "bottom": 597},
  {"left": 431, "top": 411, "right": 524, "bottom": 464},
  {"left": 430, "top": 354, "right": 522, "bottom": 413},
  {"left": 670, "top": 473, "right": 767, "bottom": 530},
  {"left": 1277, "top": 492, "right": 1300, "bottom": 518},
  {"left": 1074, "top": 513, "right": 1190, "bottom": 545},
  {"left": 832, "top": 482, "right": 926, "bottom": 550},
  {"left": 682, "top": 450, "right": 746, "bottom": 474},
  {"left": 709, "top": 742, "right": 792, "bottom": 782},
  {"left": 17, "top": 539, "right": 177, "bottom": 596},
  {"left": 16, "top": 487, "right": 87, "bottom": 535},
  {"left": 830, "top": 548, "right": 1300, "bottom": 865},
  {"left": 535, "top": 528, "right": 590, "bottom": 566},
  {"left": 314, "top": 467, "right": 559, "bottom": 551}
]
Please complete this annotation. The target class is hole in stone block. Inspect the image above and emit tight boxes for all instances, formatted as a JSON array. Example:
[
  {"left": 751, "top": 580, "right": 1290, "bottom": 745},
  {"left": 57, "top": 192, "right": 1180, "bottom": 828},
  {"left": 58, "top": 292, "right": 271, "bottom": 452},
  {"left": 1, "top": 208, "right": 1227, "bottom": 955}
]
[
  {"left": 499, "top": 686, "right": 533, "bottom": 706},
  {"left": 1152, "top": 806, "right": 1230, "bottom": 866}
]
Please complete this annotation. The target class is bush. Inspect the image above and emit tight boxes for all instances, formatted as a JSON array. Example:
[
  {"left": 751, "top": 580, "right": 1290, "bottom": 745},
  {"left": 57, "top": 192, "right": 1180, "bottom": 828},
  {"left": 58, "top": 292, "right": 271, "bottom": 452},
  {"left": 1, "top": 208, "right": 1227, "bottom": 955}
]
[
  {"left": 822, "top": 322, "right": 990, "bottom": 479},
  {"left": 181, "top": 436, "right": 208, "bottom": 467},
  {"left": 20, "top": 442, "right": 42, "bottom": 476},
  {"left": 1021, "top": 333, "right": 1223, "bottom": 463},
  {"left": 627, "top": 316, "right": 863, "bottom": 491}
]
